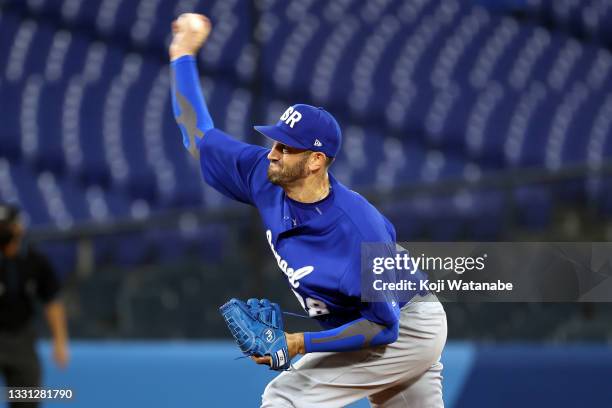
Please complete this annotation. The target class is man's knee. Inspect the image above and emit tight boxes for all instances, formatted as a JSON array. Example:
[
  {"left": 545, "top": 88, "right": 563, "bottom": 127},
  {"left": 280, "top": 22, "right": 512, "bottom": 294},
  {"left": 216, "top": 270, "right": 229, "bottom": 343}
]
[{"left": 369, "top": 363, "right": 444, "bottom": 408}]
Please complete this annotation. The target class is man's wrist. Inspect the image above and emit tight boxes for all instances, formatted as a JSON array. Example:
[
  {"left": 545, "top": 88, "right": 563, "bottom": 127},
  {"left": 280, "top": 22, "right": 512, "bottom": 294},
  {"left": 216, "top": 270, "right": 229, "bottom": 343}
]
[
  {"left": 170, "top": 54, "right": 196, "bottom": 65},
  {"left": 52, "top": 335, "right": 67, "bottom": 345},
  {"left": 169, "top": 48, "right": 197, "bottom": 62},
  {"left": 287, "top": 332, "right": 306, "bottom": 355}
]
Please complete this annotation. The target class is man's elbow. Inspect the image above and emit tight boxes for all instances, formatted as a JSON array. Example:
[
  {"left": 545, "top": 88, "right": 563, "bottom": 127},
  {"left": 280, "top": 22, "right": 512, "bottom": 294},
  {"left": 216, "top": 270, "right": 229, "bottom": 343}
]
[
  {"left": 384, "top": 324, "right": 399, "bottom": 345},
  {"left": 187, "top": 138, "right": 201, "bottom": 160},
  {"left": 174, "top": 123, "right": 205, "bottom": 160},
  {"left": 371, "top": 322, "right": 399, "bottom": 346}
]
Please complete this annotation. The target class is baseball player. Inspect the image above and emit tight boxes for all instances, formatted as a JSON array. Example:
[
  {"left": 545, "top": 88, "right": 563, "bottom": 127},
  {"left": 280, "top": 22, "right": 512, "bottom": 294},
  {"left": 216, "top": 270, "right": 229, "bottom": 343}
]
[{"left": 170, "top": 14, "right": 447, "bottom": 407}]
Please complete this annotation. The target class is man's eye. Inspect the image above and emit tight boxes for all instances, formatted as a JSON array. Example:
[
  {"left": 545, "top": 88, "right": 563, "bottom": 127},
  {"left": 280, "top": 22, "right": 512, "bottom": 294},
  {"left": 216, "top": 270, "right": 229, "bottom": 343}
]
[{"left": 282, "top": 147, "right": 290, "bottom": 154}]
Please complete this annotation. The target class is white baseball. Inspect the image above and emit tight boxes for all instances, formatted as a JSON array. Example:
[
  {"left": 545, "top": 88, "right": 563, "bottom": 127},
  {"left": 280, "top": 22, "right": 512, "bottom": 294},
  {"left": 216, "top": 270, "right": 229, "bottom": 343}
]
[
  {"left": 170, "top": 13, "right": 211, "bottom": 59},
  {"left": 189, "top": 16, "right": 204, "bottom": 31},
  {"left": 178, "top": 13, "right": 205, "bottom": 31}
]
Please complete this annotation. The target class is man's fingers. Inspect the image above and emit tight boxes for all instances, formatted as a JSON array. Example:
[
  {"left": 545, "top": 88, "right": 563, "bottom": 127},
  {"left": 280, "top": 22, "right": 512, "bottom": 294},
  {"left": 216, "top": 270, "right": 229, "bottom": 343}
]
[
  {"left": 169, "top": 13, "right": 212, "bottom": 59},
  {"left": 251, "top": 355, "right": 272, "bottom": 365},
  {"left": 175, "top": 13, "right": 211, "bottom": 35}
]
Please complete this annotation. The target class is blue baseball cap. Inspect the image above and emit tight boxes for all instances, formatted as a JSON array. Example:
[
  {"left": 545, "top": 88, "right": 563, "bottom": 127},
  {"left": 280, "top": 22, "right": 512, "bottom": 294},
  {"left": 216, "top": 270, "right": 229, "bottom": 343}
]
[{"left": 254, "top": 104, "right": 342, "bottom": 158}]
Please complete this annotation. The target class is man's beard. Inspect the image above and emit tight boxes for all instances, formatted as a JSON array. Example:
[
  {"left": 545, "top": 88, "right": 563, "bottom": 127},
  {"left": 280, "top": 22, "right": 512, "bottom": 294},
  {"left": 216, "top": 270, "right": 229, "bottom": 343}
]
[{"left": 267, "top": 155, "right": 309, "bottom": 186}]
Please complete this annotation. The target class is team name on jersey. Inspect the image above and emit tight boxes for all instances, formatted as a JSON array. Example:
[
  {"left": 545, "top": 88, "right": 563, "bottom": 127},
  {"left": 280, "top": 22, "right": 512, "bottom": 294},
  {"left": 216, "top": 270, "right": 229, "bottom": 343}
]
[{"left": 266, "top": 230, "right": 313, "bottom": 288}]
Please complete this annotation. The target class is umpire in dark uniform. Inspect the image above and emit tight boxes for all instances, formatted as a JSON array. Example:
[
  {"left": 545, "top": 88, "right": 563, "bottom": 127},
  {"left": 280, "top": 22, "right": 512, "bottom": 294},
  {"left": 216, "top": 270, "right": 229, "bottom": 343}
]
[{"left": 0, "top": 204, "right": 70, "bottom": 407}]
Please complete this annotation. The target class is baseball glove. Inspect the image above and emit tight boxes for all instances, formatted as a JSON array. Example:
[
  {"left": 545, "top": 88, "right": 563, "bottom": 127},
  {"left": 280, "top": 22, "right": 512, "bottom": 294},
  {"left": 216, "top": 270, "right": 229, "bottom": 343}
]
[{"left": 219, "top": 298, "right": 290, "bottom": 371}]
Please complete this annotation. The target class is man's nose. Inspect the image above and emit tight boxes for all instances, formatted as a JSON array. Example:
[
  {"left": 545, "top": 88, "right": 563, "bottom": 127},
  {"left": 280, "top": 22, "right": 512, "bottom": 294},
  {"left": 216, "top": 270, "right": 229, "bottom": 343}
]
[{"left": 267, "top": 146, "right": 280, "bottom": 161}]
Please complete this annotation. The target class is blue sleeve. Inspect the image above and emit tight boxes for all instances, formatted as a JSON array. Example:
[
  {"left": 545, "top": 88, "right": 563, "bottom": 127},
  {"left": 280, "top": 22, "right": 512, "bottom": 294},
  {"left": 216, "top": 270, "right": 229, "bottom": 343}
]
[
  {"left": 170, "top": 55, "right": 214, "bottom": 157},
  {"left": 304, "top": 316, "right": 399, "bottom": 353},
  {"left": 199, "top": 128, "right": 269, "bottom": 205},
  {"left": 171, "top": 56, "right": 270, "bottom": 205}
]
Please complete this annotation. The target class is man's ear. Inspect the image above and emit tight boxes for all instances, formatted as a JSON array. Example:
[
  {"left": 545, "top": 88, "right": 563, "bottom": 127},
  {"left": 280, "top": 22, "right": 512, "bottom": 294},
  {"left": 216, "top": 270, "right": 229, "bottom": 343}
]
[{"left": 309, "top": 152, "right": 326, "bottom": 171}]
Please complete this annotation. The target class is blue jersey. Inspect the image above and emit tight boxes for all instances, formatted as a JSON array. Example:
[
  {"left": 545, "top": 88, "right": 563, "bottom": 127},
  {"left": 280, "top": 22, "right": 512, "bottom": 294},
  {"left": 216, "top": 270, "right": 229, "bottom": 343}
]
[
  {"left": 171, "top": 55, "right": 409, "bottom": 352},
  {"left": 199, "top": 128, "right": 401, "bottom": 329}
]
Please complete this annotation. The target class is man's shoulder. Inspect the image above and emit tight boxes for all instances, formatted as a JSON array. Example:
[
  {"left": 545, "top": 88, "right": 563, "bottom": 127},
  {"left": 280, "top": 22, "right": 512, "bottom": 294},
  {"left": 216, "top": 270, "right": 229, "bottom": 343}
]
[{"left": 331, "top": 179, "right": 394, "bottom": 241}]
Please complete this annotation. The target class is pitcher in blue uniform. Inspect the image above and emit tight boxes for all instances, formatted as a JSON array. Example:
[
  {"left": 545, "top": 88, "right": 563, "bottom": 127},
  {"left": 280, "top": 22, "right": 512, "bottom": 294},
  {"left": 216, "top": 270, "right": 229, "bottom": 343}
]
[{"left": 169, "top": 14, "right": 447, "bottom": 408}]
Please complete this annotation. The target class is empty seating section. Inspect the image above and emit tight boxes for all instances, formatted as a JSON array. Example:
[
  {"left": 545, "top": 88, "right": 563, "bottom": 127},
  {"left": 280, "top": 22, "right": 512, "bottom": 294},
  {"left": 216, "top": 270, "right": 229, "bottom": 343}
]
[
  {"left": 0, "top": 0, "right": 611, "bottom": 271},
  {"left": 512, "top": 0, "right": 612, "bottom": 47}
]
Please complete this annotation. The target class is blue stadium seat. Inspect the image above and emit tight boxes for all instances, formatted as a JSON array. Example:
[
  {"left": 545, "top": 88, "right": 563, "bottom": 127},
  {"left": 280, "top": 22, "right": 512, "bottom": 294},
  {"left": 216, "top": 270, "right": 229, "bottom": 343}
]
[
  {"left": 516, "top": 0, "right": 612, "bottom": 46},
  {"left": 0, "top": 10, "right": 20, "bottom": 76},
  {"left": 430, "top": 8, "right": 494, "bottom": 89},
  {"left": 22, "top": 21, "right": 56, "bottom": 77},
  {"left": 58, "top": 31, "right": 89, "bottom": 80},
  {"left": 147, "top": 0, "right": 182, "bottom": 50},
  {"left": 563, "top": 89, "right": 608, "bottom": 165},
  {"left": 104, "top": 0, "right": 142, "bottom": 38},
  {"left": 75, "top": 45, "right": 124, "bottom": 187},
  {"left": 476, "top": 86, "right": 520, "bottom": 167},
  {"left": 0, "top": 158, "right": 21, "bottom": 209},
  {"left": 346, "top": 127, "right": 385, "bottom": 188},
  {"left": 0, "top": 79, "right": 24, "bottom": 160},
  {"left": 544, "top": 82, "right": 590, "bottom": 171},
  {"left": 6, "top": 161, "right": 52, "bottom": 226},
  {"left": 55, "top": 175, "right": 91, "bottom": 222},
  {"left": 382, "top": 202, "right": 426, "bottom": 241},
  {"left": 466, "top": 190, "right": 505, "bottom": 239},
  {"left": 113, "top": 57, "right": 160, "bottom": 202},
  {"left": 198, "top": 0, "right": 251, "bottom": 75},
  {"left": 523, "top": 100, "right": 559, "bottom": 168},
  {"left": 34, "top": 79, "right": 69, "bottom": 174},
  {"left": 37, "top": 240, "right": 76, "bottom": 279},
  {"left": 312, "top": 18, "right": 371, "bottom": 109},
  {"left": 393, "top": 141, "right": 429, "bottom": 186},
  {"left": 469, "top": 17, "right": 522, "bottom": 88},
  {"left": 63, "top": 0, "right": 102, "bottom": 28},
  {"left": 506, "top": 25, "right": 550, "bottom": 91},
  {"left": 383, "top": 189, "right": 506, "bottom": 241},
  {"left": 424, "top": 84, "right": 476, "bottom": 151},
  {"left": 513, "top": 186, "right": 552, "bottom": 229}
]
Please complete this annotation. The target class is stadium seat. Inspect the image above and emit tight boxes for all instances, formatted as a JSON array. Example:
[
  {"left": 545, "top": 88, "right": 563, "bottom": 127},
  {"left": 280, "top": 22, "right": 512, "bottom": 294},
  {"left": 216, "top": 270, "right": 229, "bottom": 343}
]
[
  {"left": 5, "top": 160, "right": 52, "bottom": 226},
  {"left": 0, "top": 79, "right": 25, "bottom": 160},
  {"left": 513, "top": 186, "right": 553, "bottom": 229},
  {"left": 33, "top": 78, "right": 69, "bottom": 174},
  {"left": 0, "top": 10, "right": 20, "bottom": 76}
]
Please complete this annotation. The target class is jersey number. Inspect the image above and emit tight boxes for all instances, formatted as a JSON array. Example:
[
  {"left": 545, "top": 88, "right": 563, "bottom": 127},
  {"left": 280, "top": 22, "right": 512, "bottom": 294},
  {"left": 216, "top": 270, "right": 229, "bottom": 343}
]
[{"left": 292, "top": 290, "right": 330, "bottom": 317}]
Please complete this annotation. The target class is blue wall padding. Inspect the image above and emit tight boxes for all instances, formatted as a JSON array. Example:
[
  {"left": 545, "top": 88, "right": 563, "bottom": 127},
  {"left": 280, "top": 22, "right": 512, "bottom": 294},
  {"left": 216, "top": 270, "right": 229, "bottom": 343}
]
[
  {"left": 15, "top": 341, "right": 610, "bottom": 408},
  {"left": 455, "top": 344, "right": 612, "bottom": 408}
]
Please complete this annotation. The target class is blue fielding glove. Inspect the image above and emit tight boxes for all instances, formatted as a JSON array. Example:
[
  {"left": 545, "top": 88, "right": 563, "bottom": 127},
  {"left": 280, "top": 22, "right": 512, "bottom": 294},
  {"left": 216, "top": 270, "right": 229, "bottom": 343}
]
[{"left": 220, "top": 298, "right": 290, "bottom": 371}]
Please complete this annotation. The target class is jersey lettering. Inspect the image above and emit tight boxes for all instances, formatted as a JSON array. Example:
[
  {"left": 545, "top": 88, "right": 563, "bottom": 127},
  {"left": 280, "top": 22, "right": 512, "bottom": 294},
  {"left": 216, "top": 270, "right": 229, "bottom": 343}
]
[{"left": 266, "top": 230, "right": 313, "bottom": 288}]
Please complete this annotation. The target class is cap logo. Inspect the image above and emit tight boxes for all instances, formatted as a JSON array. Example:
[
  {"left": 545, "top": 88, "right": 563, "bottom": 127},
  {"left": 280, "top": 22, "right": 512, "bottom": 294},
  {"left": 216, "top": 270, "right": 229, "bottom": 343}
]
[
  {"left": 280, "top": 106, "right": 302, "bottom": 128},
  {"left": 314, "top": 139, "right": 322, "bottom": 147}
]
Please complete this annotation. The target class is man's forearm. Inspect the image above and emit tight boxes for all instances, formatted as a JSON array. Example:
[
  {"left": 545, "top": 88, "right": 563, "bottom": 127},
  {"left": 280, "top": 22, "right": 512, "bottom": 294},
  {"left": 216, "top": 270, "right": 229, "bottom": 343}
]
[
  {"left": 44, "top": 301, "right": 68, "bottom": 344},
  {"left": 286, "top": 332, "right": 306, "bottom": 356},
  {"left": 302, "top": 318, "right": 399, "bottom": 353},
  {"left": 171, "top": 56, "right": 215, "bottom": 160}
]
